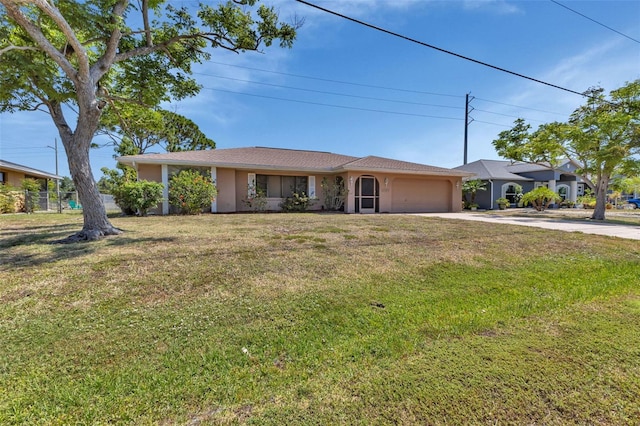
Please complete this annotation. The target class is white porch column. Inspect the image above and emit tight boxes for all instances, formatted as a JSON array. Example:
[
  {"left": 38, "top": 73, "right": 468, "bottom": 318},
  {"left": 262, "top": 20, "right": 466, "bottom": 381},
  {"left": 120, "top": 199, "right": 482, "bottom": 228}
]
[
  {"left": 161, "top": 164, "right": 169, "bottom": 215},
  {"left": 548, "top": 179, "right": 557, "bottom": 207},
  {"left": 569, "top": 180, "right": 577, "bottom": 203},
  {"left": 346, "top": 174, "right": 355, "bottom": 213},
  {"left": 210, "top": 166, "right": 217, "bottom": 213}
]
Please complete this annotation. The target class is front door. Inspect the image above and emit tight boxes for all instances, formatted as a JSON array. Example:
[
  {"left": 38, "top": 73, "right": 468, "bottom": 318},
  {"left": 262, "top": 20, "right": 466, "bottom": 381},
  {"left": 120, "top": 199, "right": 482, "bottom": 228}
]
[{"left": 356, "top": 176, "right": 379, "bottom": 213}]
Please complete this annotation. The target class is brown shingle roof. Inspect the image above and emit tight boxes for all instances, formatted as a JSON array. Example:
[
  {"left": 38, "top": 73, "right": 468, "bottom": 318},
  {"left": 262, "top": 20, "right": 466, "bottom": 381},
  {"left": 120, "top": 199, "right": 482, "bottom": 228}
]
[
  {"left": 343, "top": 156, "right": 468, "bottom": 175},
  {"left": 118, "top": 147, "right": 470, "bottom": 176},
  {"left": 118, "top": 147, "right": 357, "bottom": 172}
]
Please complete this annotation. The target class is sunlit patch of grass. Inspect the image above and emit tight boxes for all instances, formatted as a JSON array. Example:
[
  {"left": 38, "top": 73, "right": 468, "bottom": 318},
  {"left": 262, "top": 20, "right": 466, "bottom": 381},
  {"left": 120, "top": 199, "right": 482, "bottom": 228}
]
[
  {"left": 483, "top": 207, "right": 640, "bottom": 226},
  {"left": 1, "top": 212, "right": 639, "bottom": 424}
]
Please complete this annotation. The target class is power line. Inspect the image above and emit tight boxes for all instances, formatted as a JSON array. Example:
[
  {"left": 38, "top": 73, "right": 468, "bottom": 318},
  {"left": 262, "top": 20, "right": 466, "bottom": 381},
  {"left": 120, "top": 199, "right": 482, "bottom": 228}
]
[
  {"left": 205, "top": 61, "right": 573, "bottom": 118},
  {"left": 550, "top": 0, "right": 640, "bottom": 44},
  {"left": 473, "top": 97, "right": 567, "bottom": 117},
  {"left": 202, "top": 87, "right": 464, "bottom": 120},
  {"left": 474, "top": 108, "right": 547, "bottom": 123},
  {"left": 473, "top": 120, "right": 512, "bottom": 128},
  {"left": 194, "top": 72, "right": 464, "bottom": 110},
  {"left": 294, "top": 0, "right": 589, "bottom": 99},
  {"left": 198, "top": 85, "right": 552, "bottom": 128},
  {"left": 205, "top": 60, "right": 461, "bottom": 98},
  {"left": 196, "top": 80, "right": 553, "bottom": 126}
]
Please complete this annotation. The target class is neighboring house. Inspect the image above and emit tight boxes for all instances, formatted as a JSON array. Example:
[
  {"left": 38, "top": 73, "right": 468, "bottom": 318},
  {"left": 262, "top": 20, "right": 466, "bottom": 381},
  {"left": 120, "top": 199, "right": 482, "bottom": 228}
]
[
  {"left": 454, "top": 159, "right": 587, "bottom": 210},
  {"left": 117, "top": 147, "right": 472, "bottom": 214},
  {"left": 0, "top": 159, "right": 60, "bottom": 188},
  {"left": 0, "top": 159, "right": 61, "bottom": 212}
]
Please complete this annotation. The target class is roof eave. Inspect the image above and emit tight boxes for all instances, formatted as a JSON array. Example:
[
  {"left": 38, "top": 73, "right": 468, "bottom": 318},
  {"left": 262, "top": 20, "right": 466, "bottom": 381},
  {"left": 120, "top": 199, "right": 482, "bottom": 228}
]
[
  {"left": 0, "top": 161, "right": 61, "bottom": 180},
  {"left": 117, "top": 157, "right": 339, "bottom": 174},
  {"left": 340, "top": 166, "right": 473, "bottom": 177}
]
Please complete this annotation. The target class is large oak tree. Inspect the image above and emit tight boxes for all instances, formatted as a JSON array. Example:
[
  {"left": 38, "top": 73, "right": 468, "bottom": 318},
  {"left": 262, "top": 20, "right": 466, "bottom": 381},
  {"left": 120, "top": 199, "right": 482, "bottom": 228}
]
[
  {"left": 0, "top": 0, "right": 298, "bottom": 240},
  {"left": 493, "top": 80, "right": 640, "bottom": 220}
]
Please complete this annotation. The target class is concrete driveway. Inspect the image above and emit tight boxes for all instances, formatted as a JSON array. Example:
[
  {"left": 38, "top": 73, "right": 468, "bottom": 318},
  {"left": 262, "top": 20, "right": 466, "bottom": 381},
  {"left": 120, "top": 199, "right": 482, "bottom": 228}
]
[{"left": 414, "top": 212, "right": 640, "bottom": 241}]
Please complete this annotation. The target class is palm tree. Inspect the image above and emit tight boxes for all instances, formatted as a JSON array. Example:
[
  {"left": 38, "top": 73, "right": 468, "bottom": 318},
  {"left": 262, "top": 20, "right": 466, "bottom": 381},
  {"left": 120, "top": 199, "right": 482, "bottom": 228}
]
[{"left": 462, "top": 179, "right": 487, "bottom": 207}]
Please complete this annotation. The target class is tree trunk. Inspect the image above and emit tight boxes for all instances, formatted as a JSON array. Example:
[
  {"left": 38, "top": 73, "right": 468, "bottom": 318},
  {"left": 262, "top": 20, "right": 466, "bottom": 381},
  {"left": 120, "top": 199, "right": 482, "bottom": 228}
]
[
  {"left": 45, "top": 77, "right": 122, "bottom": 242},
  {"left": 56, "top": 109, "right": 122, "bottom": 242},
  {"left": 591, "top": 176, "right": 609, "bottom": 221}
]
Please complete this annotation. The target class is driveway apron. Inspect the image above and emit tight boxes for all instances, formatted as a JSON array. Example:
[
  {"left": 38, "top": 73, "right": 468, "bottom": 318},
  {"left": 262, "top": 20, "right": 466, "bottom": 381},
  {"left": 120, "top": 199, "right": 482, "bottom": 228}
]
[{"left": 413, "top": 213, "right": 640, "bottom": 241}]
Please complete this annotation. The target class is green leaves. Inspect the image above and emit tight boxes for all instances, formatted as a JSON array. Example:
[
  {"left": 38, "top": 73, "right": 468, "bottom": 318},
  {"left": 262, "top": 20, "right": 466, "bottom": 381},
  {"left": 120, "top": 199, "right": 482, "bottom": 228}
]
[
  {"left": 520, "top": 186, "right": 561, "bottom": 212},
  {"left": 100, "top": 105, "right": 215, "bottom": 155},
  {"left": 112, "top": 180, "right": 164, "bottom": 216},
  {"left": 492, "top": 118, "right": 531, "bottom": 162},
  {"left": 168, "top": 169, "right": 217, "bottom": 215},
  {"left": 492, "top": 80, "right": 640, "bottom": 219},
  {"left": 1, "top": 0, "right": 298, "bottom": 113}
]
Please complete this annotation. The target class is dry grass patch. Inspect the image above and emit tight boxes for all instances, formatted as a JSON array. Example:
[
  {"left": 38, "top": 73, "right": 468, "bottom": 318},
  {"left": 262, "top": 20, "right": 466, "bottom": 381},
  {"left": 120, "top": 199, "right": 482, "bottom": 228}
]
[{"left": 1, "top": 212, "right": 639, "bottom": 424}]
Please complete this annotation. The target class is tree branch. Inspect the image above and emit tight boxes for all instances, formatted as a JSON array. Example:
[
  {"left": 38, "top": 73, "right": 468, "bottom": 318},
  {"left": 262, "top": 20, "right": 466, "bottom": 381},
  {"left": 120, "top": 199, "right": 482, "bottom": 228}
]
[
  {"left": 91, "top": 1, "right": 128, "bottom": 83},
  {"left": 142, "top": 0, "right": 153, "bottom": 47},
  {"left": 0, "top": 0, "right": 77, "bottom": 79},
  {"left": 0, "top": 44, "right": 39, "bottom": 57},
  {"left": 113, "top": 31, "right": 256, "bottom": 63}
]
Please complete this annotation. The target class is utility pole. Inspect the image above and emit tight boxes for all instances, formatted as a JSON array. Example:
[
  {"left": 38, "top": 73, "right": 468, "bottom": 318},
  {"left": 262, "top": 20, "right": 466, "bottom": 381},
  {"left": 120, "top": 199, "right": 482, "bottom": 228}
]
[
  {"left": 47, "top": 139, "right": 62, "bottom": 213},
  {"left": 463, "top": 93, "right": 474, "bottom": 165}
]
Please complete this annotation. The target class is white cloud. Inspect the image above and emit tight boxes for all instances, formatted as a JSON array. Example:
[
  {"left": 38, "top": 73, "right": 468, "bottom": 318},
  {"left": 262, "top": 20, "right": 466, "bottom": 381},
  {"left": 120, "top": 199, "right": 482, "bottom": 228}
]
[{"left": 461, "top": 0, "right": 522, "bottom": 15}]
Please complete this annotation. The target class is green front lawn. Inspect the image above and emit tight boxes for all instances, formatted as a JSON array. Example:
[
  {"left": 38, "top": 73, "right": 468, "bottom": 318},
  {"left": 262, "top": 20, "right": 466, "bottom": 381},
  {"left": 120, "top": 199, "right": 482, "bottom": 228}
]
[{"left": 1, "top": 212, "right": 639, "bottom": 424}]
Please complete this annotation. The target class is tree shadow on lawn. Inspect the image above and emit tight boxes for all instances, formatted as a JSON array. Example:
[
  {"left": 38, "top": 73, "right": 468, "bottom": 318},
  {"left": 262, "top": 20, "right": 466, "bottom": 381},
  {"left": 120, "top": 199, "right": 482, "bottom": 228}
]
[
  {"left": 0, "top": 223, "right": 80, "bottom": 244},
  {"left": 0, "top": 225, "right": 175, "bottom": 269}
]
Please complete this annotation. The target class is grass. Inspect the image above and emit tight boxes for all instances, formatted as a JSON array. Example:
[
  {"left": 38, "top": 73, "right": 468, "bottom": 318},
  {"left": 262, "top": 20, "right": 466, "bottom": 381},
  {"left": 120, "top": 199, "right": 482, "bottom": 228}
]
[
  {"left": 480, "top": 206, "right": 640, "bottom": 226},
  {"left": 1, "top": 212, "right": 639, "bottom": 424}
]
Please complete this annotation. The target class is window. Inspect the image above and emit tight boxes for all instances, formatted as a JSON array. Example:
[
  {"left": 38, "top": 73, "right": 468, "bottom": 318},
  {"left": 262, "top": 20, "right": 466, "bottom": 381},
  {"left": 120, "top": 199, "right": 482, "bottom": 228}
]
[
  {"left": 256, "top": 174, "right": 309, "bottom": 198},
  {"left": 0, "top": 172, "right": 5, "bottom": 184},
  {"left": 502, "top": 182, "right": 519, "bottom": 204},
  {"left": 557, "top": 184, "right": 569, "bottom": 201}
]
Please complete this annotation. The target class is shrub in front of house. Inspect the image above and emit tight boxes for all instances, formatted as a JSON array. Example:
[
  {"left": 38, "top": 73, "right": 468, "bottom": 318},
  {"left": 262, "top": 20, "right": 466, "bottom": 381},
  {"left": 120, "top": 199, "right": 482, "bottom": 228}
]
[
  {"left": 320, "top": 177, "right": 347, "bottom": 211},
  {"left": 521, "top": 187, "right": 561, "bottom": 211},
  {"left": 169, "top": 169, "right": 217, "bottom": 215},
  {"left": 21, "top": 178, "right": 42, "bottom": 213},
  {"left": 280, "top": 192, "right": 310, "bottom": 212},
  {"left": 0, "top": 184, "right": 20, "bottom": 213},
  {"left": 577, "top": 194, "right": 596, "bottom": 209},
  {"left": 113, "top": 180, "right": 164, "bottom": 216},
  {"left": 242, "top": 184, "right": 268, "bottom": 212},
  {"left": 496, "top": 197, "right": 510, "bottom": 209}
]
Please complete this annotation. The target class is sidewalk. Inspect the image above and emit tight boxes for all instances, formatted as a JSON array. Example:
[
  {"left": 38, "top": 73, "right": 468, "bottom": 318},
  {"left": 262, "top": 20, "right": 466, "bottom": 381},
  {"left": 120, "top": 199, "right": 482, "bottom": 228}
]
[{"left": 414, "top": 211, "right": 640, "bottom": 241}]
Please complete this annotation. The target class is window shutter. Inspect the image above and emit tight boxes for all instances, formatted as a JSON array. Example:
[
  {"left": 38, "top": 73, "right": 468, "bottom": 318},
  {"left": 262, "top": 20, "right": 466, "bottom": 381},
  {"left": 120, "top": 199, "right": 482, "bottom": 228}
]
[
  {"left": 308, "top": 176, "right": 316, "bottom": 198},
  {"left": 248, "top": 173, "right": 256, "bottom": 197}
]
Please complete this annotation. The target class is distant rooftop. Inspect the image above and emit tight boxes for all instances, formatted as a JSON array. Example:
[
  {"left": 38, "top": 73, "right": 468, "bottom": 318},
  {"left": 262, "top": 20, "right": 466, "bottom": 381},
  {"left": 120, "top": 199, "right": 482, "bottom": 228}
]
[{"left": 0, "top": 159, "right": 61, "bottom": 180}]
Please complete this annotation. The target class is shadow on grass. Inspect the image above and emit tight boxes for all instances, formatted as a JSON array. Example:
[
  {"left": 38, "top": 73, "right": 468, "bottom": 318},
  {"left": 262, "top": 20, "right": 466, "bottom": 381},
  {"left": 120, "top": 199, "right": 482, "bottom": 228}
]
[
  {"left": 0, "top": 223, "right": 80, "bottom": 244},
  {"left": 0, "top": 224, "right": 175, "bottom": 269}
]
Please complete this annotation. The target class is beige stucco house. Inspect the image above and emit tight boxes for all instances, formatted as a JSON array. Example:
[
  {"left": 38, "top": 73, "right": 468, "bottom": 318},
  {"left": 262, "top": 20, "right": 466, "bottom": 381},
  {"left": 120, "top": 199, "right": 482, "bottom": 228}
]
[
  {"left": 0, "top": 159, "right": 60, "bottom": 188},
  {"left": 0, "top": 159, "right": 61, "bottom": 212},
  {"left": 117, "top": 147, "right": 471, "bottom": 214}
]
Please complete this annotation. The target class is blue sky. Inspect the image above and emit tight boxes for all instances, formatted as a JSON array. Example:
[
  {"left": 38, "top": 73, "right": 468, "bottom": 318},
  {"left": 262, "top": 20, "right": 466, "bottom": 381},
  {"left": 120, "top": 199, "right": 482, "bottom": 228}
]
[{"left": 1, "top": 0, "right": 639, "bottom": 180}]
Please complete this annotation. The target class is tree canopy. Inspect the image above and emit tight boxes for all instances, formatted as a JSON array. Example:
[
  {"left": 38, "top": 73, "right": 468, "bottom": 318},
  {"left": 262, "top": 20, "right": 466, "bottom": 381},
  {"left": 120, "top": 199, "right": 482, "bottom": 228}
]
[
  {"left": 101, "top": 106, "right": 216, "bottom": 156},
  {"left": 0, "top": 0, "right": 299, "bottom": 240},
  {"left": 493, "top": 80, "right": 640, "bottom": 220}
]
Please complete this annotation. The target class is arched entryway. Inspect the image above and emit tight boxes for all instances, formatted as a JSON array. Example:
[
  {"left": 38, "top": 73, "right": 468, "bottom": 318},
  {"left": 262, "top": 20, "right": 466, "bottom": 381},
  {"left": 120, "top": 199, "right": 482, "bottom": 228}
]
[{"left": 355, "top": 175, "right": 379, "bottom": 213}]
